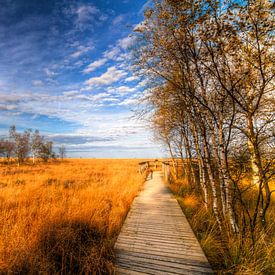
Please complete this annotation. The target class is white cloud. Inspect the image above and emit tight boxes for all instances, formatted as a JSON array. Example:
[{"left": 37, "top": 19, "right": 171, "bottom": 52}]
[
  {"left": 119, "top": 98, "right": 139, "bottom": 106},
  {"left": 111, "top": 85, "right": 137, "bottom": 94},
  {"left": 85, "top": 66, "right": 127, "bottom": 87},
  {"left": 103, "top": 47, "right": 120, "bottom": 60},
  {"left": 32, "top": 80, "right": 44, "bottom": 87},
  {"left": 63, "top": 90, "right": 79, "bottom": 96},
  {"left": 102, "top": 98, "right": 120, "bottom": 103},
  {"left": 118, "top": 36, "right": 134, "bottom": 50},
  {"left": 112, "top": 15, "right": 124, "bottom": 25},
  {"left": 44, "top": 68, "right": 57, "bottom": 78},
  {"left": 0, "top": 93, "right": 24, "bottom": 103},
  {"left": 76, "top": 5, "right": 99, "bottom": 24},
  {"left": 0, "top": 104, "right": 17, "bottom": 111},
  {"left": 70, "top": 45, "right": 93, "bottom": 58},
  {"left": 74, "top": 60, "right": 84, "bottom": 67},
  {"left": 99, "top": 14, "right": 108, "bottom": 22},
  {"left": 92, "top": 92, "right": 110, "bottom": 101},
  {"left": 137, "top": 79, "right": 148, "bottom": 87},
  {"left": 125, "top": 75, "right": 140, "bottom": 82},
  {"left": 63, "top": 4, "right": 107, "bottom": 31},
  {"left": 0, "top": 91, "right": 161, "bottom": 157},
  {"left": 83, "top": 58, "right": 107, "bottom": 74}
]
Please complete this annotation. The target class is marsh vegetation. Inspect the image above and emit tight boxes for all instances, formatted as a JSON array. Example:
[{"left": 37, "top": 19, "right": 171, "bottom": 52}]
[{"left": 0, "top": 159, "right": 144, "bottom": 273}]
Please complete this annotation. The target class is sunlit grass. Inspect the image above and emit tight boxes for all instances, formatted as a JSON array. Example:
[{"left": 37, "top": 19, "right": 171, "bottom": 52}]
[
  {"left": 168, "top": 175, "right": 275, "bottom": 274},
  {"left": 0, "top": 159, "right": 144, "bottom": 273}
]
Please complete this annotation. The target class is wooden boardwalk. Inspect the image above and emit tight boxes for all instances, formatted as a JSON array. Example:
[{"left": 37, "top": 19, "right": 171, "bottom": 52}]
[{"left": 114, "top": 171, "right": 213, "bottom": 274}]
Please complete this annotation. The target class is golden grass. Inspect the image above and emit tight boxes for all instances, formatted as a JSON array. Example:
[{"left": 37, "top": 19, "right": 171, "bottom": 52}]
[
  {"left": 168, "top": 175, "right": 275, "bottom": 274},
  {"left": 0, "top": 159, "right": 144, "bottom": 273},
  {"left": 181, "top": 194, "right": 198, "bottom": 208}
]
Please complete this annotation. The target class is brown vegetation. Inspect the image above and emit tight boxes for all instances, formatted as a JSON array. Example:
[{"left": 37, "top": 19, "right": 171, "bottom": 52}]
[
  {"left": 0, "top": 159, "right": 144, "bottom": 273},
  {"left": 168, "top": 173, "right": 275, "bottom": 274}
]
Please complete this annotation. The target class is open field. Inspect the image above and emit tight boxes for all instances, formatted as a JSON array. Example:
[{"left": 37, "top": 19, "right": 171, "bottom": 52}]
[{"left": 0, "top": 159, "right": 144, "bottom": 273}]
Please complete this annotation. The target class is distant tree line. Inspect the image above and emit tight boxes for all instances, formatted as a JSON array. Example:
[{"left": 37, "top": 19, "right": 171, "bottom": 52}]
[
  {"left": 0, "top": 126, "right": 66, "bottom": 164},
  {"left": 135, "top": 0, "right": 274, "bottom": 245}
]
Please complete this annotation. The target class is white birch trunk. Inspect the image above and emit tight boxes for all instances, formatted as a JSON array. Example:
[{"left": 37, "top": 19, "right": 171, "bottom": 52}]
[
  {"left": 218, "top": 125, "right": 239, "bottom": 233},
  {"left": 203, "top": 136, "right": 223, "bottom": 231},
  {"left": 192, "top": 124, "right": 208, "bottom": 207},
  {"left": 210, "top": 126, "right": 227, "bottom": 218}
]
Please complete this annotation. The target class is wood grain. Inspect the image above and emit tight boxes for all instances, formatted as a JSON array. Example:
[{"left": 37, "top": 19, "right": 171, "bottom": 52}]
[{"left": 114, "top": 172, "right": 213, "bottom": 274}]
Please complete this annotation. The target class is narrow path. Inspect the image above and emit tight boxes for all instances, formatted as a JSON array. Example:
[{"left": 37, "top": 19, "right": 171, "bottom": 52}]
[{"left": 114, "top": 171, "right": 213, "bottom": 274}]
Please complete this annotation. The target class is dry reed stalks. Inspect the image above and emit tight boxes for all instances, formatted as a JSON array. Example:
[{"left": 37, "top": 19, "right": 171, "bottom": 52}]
[{"left": 0, "top": 159, "right": 144, "bottom": 273}]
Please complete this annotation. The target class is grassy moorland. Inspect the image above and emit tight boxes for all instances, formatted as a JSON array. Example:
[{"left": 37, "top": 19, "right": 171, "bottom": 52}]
[
  {"left": 168, "top": 176, "right": 275, "bottom": 274},
  {"left": 0, "top": 159, "right": 144, "bottom": 274}
]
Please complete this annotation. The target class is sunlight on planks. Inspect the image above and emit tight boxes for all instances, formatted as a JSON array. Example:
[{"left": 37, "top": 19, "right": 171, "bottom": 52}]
[{"left": 115, "top": 171, "right": 213, "bottom": 274}]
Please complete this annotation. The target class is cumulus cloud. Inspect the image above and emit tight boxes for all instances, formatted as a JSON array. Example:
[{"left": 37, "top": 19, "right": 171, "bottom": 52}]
[
  {"left": 99, "top": 14, "right": 108, "bottom": 22},
  {"left": 118, "top": 36, "right": 134, "bottom": 50},
  {"left": 92, "top": 92, "right": 110, "bottom": 101},
  {"left": 61, "top": 2, "right": 109, "bottom": 33},
  {"left": 85, "top": 66, "right": 127, "bottom": 87},
  {"left": 49, "top": 134, "right": 112, "bottom": 145},
  {"left": 119, "top": 98, "right": 139, "bottom": 106},
  {"left": 64, "top": 4, "right": 108, "bottom": 31},
  {"left": 0, "top": 1, "right": 162, "bottom": 158},
  {"left": 70, "top": 45, "right": 93, "bottom": 58},
  {"left": 44, "top": 68, "right": 57, "bottom": 78},
  {"left": 83, "top": 58, "right": 107, "bottom": 74},
  {"left": 110, "top": 85, "right": 137, "bottom": 94},
  {"left": 125, "top": 75, "right": 140, "bottom": 82},
  {"left": 32, "top": 80, "right": 44, "bottom": 86},
  {"left": 137, "top": 79, "right": 149, "bottom": 87},
  {"left": 63, "top": 90, "right": 79, "bottom": 96},
  {"left": 75, "top": 5, "right": 99, "bottom": 23},
  {"left": 112, "top": 15, "right": 124, "bottom": 25},
  {"left": 0, "top": 104, "right": 17, "bottom": 111},
  {"left": 103, "top": 47, "right": 120, "bottom": 60}
]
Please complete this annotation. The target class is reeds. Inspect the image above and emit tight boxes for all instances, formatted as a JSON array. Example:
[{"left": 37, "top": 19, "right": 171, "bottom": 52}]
[
  {"left": 169, "top": 177, "right": 275, "bottom": 274},
  {"left": 0, "top": 159, "right": 144, "bottom": 273}
]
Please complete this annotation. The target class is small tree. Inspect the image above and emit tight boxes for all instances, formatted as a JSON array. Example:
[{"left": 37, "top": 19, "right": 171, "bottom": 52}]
[
  {"left": 59, "top": 145, "right": 66, "bottom": 160},
  {"left": 0, "top": 139, "right": 14, "bottom": 163},
  {"left": 30, "top": 130, "right": 44, "bottom": 163},
  {"left": 0, "top": 139, "right": 6, "bottom": 162},
  {"left": 9, "top": 126, "right": 31, "bottom": 165},
  {"left": 39, "top": 141, "right": 54, "bottom": 162}
]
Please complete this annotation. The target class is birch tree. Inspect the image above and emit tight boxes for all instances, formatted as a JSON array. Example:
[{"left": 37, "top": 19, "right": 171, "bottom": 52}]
[{"left": 134, "top": 0, "right": 274, "bottom": 237}]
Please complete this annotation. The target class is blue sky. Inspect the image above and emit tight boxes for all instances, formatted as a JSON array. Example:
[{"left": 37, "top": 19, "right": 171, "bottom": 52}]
[{"left": 0, "top": 0, "right": 164, "bottom": 158}]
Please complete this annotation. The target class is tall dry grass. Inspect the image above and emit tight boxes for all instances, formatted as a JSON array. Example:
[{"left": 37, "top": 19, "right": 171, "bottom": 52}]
[
  {"left": 0, "top": 159, "right": 144, "bottom": 274},
  {"left": 169, "top": 177, "right": 275, "bottom": 274}
]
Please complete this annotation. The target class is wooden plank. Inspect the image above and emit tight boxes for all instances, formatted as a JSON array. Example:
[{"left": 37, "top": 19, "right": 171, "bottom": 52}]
[
  {"left": 115, "top": 249, "right": 211, "bottom": 268},
  {"left": 116, "top": 243, "right": 208, "bottom": 260},
  {"left": 116, "top": 238, "right": 203, "bottom": 251},
  {"left": 119, "top": 229, "right": 194, "bottom": 238},
  {"left": 116, "top": 234, "right": 199, "bottom": 244},
  {"left": 117, "top": 256, "right": 213, "bottom": 274},
  {"left": 116, "top": 246, "right": 208, "bottom": 262},
  {"left": 121, "top": 225, "right": 193, "bottom": 232},
  {"left": 116, "top": 267, "right": 149, "bottom": 275},
  {"left": 116, "top": 260, "right": 209, "bottom": 275},
  {"left": 114, "top": 171, "right": 213, "bottom": 274}
]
